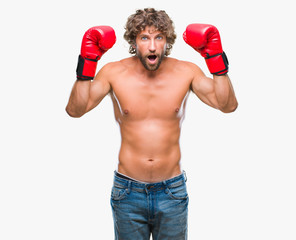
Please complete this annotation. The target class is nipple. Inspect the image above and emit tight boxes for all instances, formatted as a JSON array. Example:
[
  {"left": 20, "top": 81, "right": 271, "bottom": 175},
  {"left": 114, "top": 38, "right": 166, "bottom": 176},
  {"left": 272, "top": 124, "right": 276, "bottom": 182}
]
[
  {"left": 175, "top": 108, "right": 179, "bottom": 113},
  {"left": 123, "top": 109, "right": 129, "bottom": 115}
]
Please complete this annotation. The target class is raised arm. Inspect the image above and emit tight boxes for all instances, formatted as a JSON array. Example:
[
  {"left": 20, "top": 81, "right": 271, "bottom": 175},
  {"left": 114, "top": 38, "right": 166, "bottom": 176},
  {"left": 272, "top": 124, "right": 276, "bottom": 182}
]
[
  {"left": 190, "top": 68, "right": 238, "bottom": 113},
  {"left": 183, "top": 24, "right": 238, "bottom": 113},
  {"left": 65, "top": 26, "right": 116, "bottom": 117}
]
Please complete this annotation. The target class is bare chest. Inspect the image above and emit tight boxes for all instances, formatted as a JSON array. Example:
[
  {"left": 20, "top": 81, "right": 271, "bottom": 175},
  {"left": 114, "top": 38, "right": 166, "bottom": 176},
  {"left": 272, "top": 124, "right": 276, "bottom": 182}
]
[{"left": 110, "top": 74, "right": 191, "bottom": 121}]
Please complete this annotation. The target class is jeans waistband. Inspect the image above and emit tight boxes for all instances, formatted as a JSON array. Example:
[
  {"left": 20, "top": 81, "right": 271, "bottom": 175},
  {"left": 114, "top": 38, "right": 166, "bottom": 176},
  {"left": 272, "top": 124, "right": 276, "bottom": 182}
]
[{"left": 113, "top": 170, "right": 187, "bottom": 192}]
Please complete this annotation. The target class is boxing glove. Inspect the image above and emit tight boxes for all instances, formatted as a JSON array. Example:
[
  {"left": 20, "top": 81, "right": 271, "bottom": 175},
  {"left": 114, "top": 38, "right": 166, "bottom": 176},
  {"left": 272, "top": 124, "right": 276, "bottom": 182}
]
[
  {"left": 76, "top": 26, "right": 116, "bottom": 80},
  {"left": 183, "top": 24, "right": 228, "bottom": 75}
]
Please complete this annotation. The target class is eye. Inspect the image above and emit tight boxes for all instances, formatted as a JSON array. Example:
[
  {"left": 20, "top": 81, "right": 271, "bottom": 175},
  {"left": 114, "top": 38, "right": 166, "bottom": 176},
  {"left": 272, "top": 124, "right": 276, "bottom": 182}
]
[
  {"left": 156, "top": 35, "right": 164, "bottom": 40},
  {"left": 141, "top": 36, "right": 148, "bottom": 40}
]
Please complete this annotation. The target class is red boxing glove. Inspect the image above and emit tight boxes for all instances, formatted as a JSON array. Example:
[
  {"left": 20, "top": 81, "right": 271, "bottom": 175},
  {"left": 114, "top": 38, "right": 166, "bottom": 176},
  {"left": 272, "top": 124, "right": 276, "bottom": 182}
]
[
  {"left": 76, "top": 26, "right": 116, "bottom": 80},
  {"left": 183, "top": 24, "right": 228, "bottom": 75}
]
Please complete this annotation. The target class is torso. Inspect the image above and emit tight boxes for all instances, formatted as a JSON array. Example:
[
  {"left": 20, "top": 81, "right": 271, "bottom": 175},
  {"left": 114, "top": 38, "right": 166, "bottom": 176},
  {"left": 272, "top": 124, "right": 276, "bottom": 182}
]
[{"left": 108, "top": 57, "right": 194, "bottom": 182}]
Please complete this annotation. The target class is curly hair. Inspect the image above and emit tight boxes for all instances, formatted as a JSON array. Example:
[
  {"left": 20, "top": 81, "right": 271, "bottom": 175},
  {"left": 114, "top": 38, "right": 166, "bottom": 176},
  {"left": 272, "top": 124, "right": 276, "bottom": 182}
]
[{"left": 124, "top": 8, "right": 176, "bottom": 56}]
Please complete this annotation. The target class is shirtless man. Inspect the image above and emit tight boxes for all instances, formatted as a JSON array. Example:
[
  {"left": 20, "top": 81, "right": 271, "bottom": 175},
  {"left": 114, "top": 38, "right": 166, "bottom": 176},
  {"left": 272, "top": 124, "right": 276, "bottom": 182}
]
[{"left": 66, "top": 8, "right": 237, "bottom": 240}]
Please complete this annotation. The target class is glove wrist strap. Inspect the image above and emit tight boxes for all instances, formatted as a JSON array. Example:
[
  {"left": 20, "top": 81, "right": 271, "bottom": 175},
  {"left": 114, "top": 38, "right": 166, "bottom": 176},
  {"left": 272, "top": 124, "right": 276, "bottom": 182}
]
[
  {"left": 205, "top": 52, "right": 229, "bottom": 76},
  {"left": 76, "top": 55, "right": 98, "bottom": 80}
]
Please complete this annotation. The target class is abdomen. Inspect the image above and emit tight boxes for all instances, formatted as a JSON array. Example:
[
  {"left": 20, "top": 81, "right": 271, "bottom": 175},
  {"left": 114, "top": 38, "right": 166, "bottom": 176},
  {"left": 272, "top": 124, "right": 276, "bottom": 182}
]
[{"left": 117, "top": 119, "right": 182, "bottom": 182}]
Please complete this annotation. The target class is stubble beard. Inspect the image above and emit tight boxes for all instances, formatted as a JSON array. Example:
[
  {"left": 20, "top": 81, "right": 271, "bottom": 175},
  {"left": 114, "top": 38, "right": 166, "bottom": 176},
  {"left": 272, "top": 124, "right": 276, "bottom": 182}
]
[{"left": 136, "top": 48, "right": 166, "bottom": 71}]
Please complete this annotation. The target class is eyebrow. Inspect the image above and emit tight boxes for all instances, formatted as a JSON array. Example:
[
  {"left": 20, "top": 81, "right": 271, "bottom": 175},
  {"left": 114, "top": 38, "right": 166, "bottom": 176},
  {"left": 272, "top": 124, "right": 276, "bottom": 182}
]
[{"left": 139, "top": 33, "right": 164, "bottom": 38}]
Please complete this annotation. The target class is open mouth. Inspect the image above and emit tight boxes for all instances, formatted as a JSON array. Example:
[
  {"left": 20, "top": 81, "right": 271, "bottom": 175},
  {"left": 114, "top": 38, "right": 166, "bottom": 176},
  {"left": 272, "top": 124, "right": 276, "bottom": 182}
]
[{"left": 147, "top": 55, "right": 157, "bottom": 63}]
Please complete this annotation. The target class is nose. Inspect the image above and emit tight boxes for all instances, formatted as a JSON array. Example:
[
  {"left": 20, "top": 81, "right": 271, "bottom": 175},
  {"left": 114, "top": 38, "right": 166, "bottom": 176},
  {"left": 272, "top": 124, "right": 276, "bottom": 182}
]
[{"left": 148, "top": 39, "right": 156, "bottom": 52}]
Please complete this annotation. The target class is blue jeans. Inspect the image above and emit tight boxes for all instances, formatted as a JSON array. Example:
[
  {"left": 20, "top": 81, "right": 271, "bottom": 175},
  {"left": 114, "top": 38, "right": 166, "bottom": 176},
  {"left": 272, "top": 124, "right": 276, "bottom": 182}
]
[{"left": 110, "top": 171, "right": 189, "bottom": 240}]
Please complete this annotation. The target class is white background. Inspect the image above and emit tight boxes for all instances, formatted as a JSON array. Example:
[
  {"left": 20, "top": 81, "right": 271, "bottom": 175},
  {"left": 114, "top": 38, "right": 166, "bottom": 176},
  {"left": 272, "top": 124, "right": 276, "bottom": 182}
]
[{"left": 1, "top": 0, "right": 295, "bottom": 239}]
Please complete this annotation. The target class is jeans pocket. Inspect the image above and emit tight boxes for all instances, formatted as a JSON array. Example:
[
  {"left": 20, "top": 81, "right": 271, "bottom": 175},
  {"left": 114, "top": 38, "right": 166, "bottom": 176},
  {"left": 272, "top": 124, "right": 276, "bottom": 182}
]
[
  {"left": 166, "top": 182, "right": 188, "bottom": 200},
  {"left": 111, "top": 184, "right": 128, "bottom": 201}
]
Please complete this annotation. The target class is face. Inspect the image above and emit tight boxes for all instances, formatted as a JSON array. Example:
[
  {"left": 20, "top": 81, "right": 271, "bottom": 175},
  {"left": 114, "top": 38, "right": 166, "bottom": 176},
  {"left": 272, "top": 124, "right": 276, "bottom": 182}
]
[{"left": 135, "top": 26, "right": 167, "bottom": 71}]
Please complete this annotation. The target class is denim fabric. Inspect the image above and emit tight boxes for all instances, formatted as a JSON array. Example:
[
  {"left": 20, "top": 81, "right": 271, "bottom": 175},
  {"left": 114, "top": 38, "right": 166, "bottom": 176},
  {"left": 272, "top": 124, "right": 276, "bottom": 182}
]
[{"left": 110, "top": 171, "right": 189, "bottom": 240}]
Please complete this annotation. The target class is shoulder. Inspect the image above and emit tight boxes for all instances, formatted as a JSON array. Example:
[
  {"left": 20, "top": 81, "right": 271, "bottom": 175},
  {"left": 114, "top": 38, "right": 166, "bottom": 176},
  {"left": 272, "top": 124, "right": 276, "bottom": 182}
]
[
  {"left": 95, "top": 57, "right": 133, "bottom": 80},
  {"left": 165, "top": 57, "right": 204, "bottom": 76},
  {"left": 98, "top": 58, "right": 130, "bottom": 74}
]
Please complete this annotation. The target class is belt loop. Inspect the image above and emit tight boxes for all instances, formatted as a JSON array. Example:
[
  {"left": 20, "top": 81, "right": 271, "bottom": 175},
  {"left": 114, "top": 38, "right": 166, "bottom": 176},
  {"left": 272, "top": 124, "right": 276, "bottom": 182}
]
[
  {"left": 126, "top": 180, "right": 131, "bottom": 194},
  {"left": 162, "top": 180, "right": 169, "bottom": 194},
  {"left": 183, "top": 170, "right": 187, "bottom": 182}
]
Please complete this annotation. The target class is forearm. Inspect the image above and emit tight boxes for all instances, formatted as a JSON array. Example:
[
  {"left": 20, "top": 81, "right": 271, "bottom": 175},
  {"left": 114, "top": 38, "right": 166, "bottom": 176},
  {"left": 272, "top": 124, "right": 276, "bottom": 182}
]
[
  {"left": 213, "top": 74, "right": 238, "bottom": 113},
  {"left": 65, "top": 80, "right": 91, "bottom": 117}
]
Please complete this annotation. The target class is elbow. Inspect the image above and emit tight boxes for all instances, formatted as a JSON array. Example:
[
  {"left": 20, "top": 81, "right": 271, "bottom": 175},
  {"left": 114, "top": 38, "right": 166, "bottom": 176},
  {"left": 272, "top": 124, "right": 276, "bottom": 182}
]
[
  {"left": 220, "top": 101, "right": 238, "bottom": 113},
  {"left": 65, "top": 106, "right": 84, "bottom": 118}
]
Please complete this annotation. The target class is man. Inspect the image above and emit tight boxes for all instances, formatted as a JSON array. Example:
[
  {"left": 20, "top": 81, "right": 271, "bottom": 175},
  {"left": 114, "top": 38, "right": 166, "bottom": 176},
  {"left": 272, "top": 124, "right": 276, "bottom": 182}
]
[{"left": 66, "top": 8, "right": 237, "bottom": 240}]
